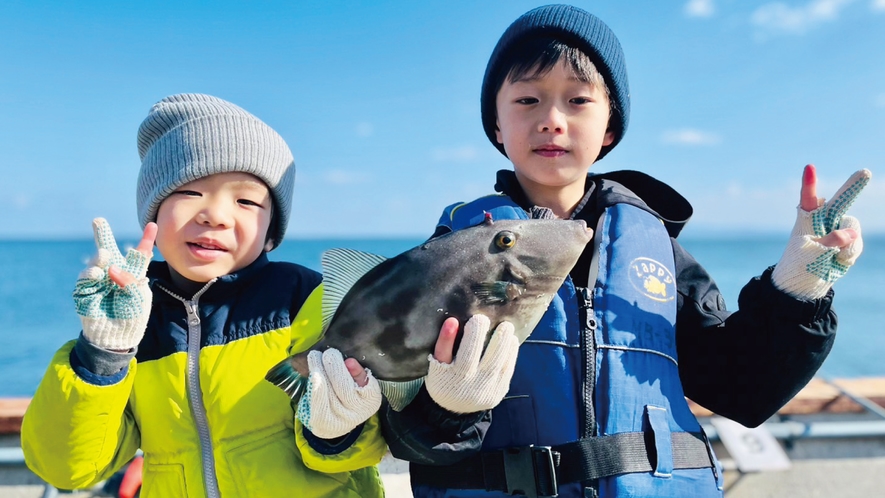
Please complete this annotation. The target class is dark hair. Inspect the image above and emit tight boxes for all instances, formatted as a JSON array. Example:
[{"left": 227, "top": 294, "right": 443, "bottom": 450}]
[
  {"left": 264, "top": 200, "right": 278, "bottom": 250},
  {"left": 489, "top": 37, "right": 614, "bottom": 123}
]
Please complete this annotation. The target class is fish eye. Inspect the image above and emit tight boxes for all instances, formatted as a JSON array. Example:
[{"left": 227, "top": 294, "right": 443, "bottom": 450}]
[{"left": 495, "top": 231, "right": 516, "bottom": 250}]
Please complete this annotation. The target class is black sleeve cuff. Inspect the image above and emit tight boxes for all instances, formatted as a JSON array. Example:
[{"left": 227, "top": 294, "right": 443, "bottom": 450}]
[
  {"left": 72, "top": 332, "right": 136, "bottom": 381},
  {"left": 301, "top": 423, "right": 364, "bottom": 455}
]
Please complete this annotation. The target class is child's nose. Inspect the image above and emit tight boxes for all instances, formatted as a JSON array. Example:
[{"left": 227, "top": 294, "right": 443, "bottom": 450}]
[
  {"left": 538, "top": 105, "right": 566, "bottom": 133},
  {"left": 196, "top": 202, "right": 233, "bottom": 227}
]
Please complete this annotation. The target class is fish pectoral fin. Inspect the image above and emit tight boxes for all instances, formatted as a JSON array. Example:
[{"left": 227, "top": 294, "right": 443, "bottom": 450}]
[
  {"left": 321, "top": 248, "right": 388, "bottom": 330},
  {"left": 379, "top": 378, "right": 425, "bottom": 412},
  {"left": 472, "top": 281, "right": 522, "bottom": 305},
  {"left": 266, "top": 357, "right": 308, "bottom": 402}
]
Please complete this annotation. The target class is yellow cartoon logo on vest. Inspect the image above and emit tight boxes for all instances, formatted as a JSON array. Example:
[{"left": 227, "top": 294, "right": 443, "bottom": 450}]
[{"left": 629, "top": 257, "right": 675, "bottom": 302}]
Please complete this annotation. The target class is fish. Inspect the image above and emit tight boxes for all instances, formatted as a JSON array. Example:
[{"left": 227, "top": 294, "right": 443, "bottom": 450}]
[{"left": 266, "top": 214, "right": 592, "bottom": 409}]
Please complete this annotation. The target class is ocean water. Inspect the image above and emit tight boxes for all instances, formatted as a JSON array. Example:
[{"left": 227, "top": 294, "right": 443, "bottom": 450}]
[{"left": 1, "top": 236, "right": 883, "bottom": 397}]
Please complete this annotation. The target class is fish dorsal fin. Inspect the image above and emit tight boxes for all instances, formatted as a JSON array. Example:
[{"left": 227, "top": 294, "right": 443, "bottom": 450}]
[{"left": 321, "top": 248, "right": 388, "bottom": 330}]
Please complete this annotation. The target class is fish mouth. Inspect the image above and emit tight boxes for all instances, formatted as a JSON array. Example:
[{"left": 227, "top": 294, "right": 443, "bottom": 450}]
[
  {"left": 575, "top": 219, "right": 593, "bottom": 241},
  {"left": 503, "top": 267, "right": 526, "bottom": 287}
]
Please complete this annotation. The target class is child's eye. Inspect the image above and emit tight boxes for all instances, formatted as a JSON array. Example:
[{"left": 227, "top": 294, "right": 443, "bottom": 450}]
[
  {"left": 238, "top": 199, "right": 262, "bottom": 207},
  {"left": 570, "top": 97, "right": 592, "bottom": 105},
  {"left": 175, "top": 190, "right": 201, "bottom": 197},
  {"left": 515, "top": 97, "right": 538, "bottom": 105}
]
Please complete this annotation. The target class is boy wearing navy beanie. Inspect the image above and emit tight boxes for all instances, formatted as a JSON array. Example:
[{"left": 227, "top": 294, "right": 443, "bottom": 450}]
[{"left": 381, "top": 5, "right": 869, "bottom": 497}]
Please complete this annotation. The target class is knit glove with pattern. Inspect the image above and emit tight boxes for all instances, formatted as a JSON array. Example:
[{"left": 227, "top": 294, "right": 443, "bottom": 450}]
[
  {"left": 73, "top": 218, "right": 152, "bottom": 351},
  {"left": 426, "top": 314, "right": 519, "bottom": 414},
  {"left": 772, "top": 169, "right": 871, "bottom": 300},
  {"left": 297, "top": 348, "right": 382, "bottom": 439}
]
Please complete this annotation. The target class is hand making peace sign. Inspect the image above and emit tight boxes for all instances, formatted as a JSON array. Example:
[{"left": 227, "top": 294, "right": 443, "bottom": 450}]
[
  {"left": 772, "top": 165, "right": 871, "bottom": 300},
  {"left": 72, "top": 218, "right": 157, "bottom": 352}
]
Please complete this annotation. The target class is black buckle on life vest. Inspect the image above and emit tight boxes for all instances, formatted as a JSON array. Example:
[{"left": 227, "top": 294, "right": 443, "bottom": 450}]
[{"left": 500, "top": 445, "right": 558, "bottom": 497}]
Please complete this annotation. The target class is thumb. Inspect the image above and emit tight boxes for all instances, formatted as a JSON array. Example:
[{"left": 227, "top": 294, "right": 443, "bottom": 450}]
[
  {"left": 107, "top": 266, "right": 136, "bottom": 288},
  {"left": 835, "top": 215, "right": 863, "bottom": 267},
  {"left": 344, "top": 358, "right": 370, "bottom": 387},
  {"left": 433, "top": 317, "right": 460, "bottom": 364}
]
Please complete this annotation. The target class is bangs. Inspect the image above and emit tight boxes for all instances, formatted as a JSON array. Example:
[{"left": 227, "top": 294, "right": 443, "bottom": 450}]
[{"left": 505, "top": 38, "right": 608, "bottom": 96}]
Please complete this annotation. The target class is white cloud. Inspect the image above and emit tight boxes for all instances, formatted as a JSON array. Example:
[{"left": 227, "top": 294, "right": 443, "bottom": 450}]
[
  {"left": 751, "top": 0, "right": 855, "bottom": 35},
  {"left": 355, "top": 122, "right": 374, "bottom": 138},
  {"left": 322, "top": 169, "right": 368, "bottom": 185},
  {"left": 431, "top": 145, "right": 480, "bottom": 162},
  {"left": 873, "top": 0, "right": 885, "bottom": 11},
  {"left": 875, "top": 93, "right": 885, "bottom": 107},
  {"left": 661, "top": 128, "right": 722, "bottom": 146},
  {"left": 685, "top": 0, "right": 715, "bottom": 18}
]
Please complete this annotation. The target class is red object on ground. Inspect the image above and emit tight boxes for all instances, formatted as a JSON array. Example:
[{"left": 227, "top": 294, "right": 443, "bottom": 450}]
[{"left": 119, "top": 455, "right": 143, "bottom": 498}]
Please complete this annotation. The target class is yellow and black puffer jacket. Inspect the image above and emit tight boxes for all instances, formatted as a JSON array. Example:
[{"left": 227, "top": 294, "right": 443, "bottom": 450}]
[{"left": 22, "top": 253, "right": 387, "bottom": 497}]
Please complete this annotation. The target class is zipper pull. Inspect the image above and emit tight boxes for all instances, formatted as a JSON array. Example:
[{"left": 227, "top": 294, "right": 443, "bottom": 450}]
[
  {"left": 578, "top": 287, "right": 597, "bottom": 331},
  {"left": 185, "top": 301, "right": 200, "bottom": 326}
]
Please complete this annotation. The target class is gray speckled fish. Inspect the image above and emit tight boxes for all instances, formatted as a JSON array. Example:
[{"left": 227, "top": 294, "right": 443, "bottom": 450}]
[{"left": 266, "top": 215, "right": 592, "bottom": 409}]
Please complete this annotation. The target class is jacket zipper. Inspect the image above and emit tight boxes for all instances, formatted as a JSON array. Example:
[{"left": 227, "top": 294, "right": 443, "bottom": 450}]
[
  {"left": 159, "top": 281, "right": 221, "bottom": 498},
  {"left": 578, "top": 213, "right": 605, "bottom": 496},
  {"left": 577, "top": 286, "right": 597, "bottom": 439}
]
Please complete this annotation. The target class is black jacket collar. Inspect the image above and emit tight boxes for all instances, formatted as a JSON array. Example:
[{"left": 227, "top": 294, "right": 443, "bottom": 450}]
[
  {"left": 493, "top": 169, "right": 693, "bottom": 238},
  {"left": 148, "top": 252, "right": 271, "bottom": 302}
]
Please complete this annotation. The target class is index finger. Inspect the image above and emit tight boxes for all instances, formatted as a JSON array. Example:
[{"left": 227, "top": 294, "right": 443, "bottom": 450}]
[
  {"left": 136, "top": 222, "right": 158, "bottom": 256},
  {"left": 800, "top": 164, "right": 819, "bottom": 212},
  {"left": 825, "top": 169, "right": 872, "bottom": 223},
  {"left": 433, "top": 317, "right": 460, "bottom": 364},
  {"left": 92, "top": 217, "right": 120, "bottom": 253}
]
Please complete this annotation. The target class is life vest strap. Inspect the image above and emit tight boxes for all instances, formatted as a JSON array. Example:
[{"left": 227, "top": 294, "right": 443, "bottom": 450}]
[{"left": 410, "top": 431, "right": 716, "bottom": 497}]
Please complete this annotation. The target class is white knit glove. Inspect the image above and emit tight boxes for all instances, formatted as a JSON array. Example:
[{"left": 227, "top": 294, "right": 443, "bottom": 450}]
[
  {"left": 73, "top": 218, "right": 152, "bottom": 351},
  {"left": 772, "top": 169, "right": 871, "bottom": 300},
  {"left": 426, "top": 314, "right": 519, "bottom": 414},
  {"left": 296, "top": 348, "right": 382, "bottom": 439}
]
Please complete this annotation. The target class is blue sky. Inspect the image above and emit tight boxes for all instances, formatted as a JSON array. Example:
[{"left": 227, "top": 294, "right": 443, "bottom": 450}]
[{"left": 1, "top": 0, "right": 883, "bottom": 239}]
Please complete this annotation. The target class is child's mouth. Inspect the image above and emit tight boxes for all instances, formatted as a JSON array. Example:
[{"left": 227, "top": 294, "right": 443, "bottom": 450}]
[
  {"left": 534, "top": 146, "right": 568, "bottom": 158},
  {"left": 188, "top": 241, "right": 228, "bottom": 252}
]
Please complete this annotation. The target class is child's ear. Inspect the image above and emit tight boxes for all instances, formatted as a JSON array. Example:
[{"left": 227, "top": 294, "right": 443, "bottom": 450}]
[
  {"left": 495, "top": 119, "right": 504, "bottom": 144},
  {"left": 264, "top": 239, "right": 275, "bottom": 252},
  {"left": 602, "top": 130, "right": 615, "bottom": 147}
]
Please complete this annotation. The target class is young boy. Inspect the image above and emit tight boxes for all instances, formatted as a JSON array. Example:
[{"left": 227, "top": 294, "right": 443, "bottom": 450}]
[
  {"left": 379, "top": 5, "right": 869, "bottom": 498},
  {"left": 22, "top": 93, "right": 387, "bottom": 497}
]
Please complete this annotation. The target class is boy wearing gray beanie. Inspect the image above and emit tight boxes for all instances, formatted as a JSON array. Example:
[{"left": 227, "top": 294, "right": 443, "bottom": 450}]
[
  {"left": 380, "top": 5, "right": 869, "bottom": 497},
  {"left": 23, "top": 93, "right": 386, "bottom": 497}
]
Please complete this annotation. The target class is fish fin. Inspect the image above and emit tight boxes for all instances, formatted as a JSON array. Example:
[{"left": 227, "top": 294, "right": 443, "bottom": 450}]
[
  {"left": 471, "top": 281, "right": 512, "bottom": 305},
  {"left": 321, "top": 248, "right": 388, "bottom": 330},
  {"left": 266, "top": 358, "right": 308, "bottom": 402},
  {"left": 379, "top": 378, "right": 425, "bottom": 412}
]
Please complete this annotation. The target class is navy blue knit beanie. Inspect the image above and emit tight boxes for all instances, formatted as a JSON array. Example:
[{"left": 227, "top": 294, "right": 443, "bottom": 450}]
[{"left": 481, "top": 4, "right": 630, "bottom": 160}]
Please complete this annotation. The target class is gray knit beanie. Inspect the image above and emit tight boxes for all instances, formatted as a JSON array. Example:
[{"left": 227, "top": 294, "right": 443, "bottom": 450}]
[
  {"left": 481, "top": 4, "right": 630, "bottom": 160},
  {"left": 136, "top": 93, "right": 295, "bottom": 248}
]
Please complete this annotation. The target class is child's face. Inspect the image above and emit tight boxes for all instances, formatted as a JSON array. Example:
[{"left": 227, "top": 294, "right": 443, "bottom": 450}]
[
  {"left": 495, "top": 60, "right": 614, "bottom": 196},
  {"left": 155, "top": 172, "right": 273, "bottom": 285}
]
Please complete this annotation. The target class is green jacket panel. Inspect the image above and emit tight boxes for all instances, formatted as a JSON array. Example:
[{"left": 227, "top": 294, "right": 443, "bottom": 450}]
[{"left": 23, "top": 255, "right": 387, "bottom": 497}]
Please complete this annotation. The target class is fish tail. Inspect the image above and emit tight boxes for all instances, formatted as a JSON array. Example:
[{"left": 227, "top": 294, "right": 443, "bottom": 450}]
[{"left": 266, "top": 357, "right": 308, "bottom": 402}]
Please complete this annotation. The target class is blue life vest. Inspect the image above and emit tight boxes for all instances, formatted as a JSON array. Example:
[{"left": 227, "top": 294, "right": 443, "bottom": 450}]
[{"left": 421, "top": 194, "right": 723, "bottom": 498}]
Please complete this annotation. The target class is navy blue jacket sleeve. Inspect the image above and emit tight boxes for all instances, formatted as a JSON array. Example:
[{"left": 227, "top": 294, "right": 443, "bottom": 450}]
[
  {"left": 378, "top": 385, "right": 491, "bottom": 465},
  {"left": 672, "top": 239, "right": 837, "bottom": 427}
]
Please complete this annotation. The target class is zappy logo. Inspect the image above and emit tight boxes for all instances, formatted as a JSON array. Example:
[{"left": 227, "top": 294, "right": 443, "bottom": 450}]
[{"left": 629, "top": 257, "right": 676, "bottom": 302}]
